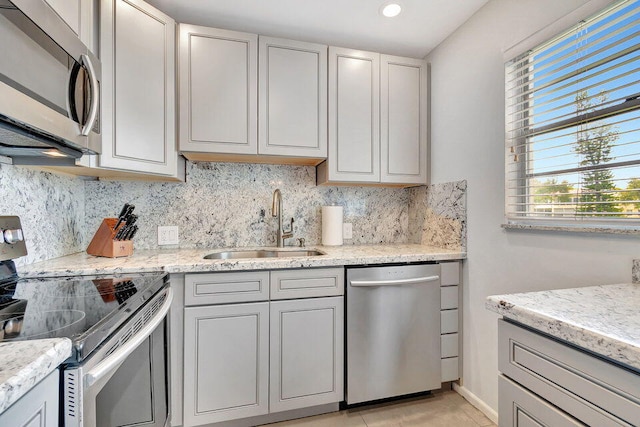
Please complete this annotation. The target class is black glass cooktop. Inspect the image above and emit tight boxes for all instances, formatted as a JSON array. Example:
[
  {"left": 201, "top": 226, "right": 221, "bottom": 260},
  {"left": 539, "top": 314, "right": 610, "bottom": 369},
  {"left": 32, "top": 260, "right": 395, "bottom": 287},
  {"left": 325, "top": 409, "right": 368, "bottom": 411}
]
[{"left": 0, "top": 272, "right": 167, "bottom": 361}]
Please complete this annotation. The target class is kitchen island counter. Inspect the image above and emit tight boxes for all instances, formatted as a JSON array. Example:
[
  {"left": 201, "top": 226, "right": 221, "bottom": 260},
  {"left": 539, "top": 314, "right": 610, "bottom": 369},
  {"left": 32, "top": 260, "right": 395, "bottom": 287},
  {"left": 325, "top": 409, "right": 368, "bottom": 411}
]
[
  {"left": 486, "top": 283, "right": 640, "bottom": 372},
  {"left": 0, "top": 338, "right": 71, "bottom": 414},
  {"left": 19, "top": 244, "right": 465, "bottom": 278}
]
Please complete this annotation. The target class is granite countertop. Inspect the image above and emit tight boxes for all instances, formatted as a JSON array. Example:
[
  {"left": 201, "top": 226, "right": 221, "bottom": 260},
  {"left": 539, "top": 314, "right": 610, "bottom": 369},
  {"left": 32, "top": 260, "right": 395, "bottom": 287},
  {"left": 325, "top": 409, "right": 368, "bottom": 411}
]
[
  {"left": 486, "top": 283, "right": 640, "bottom": 372},
  {"left": 0, "top": 244, "right": 463, "bottom": 413},
  {"left": 0, "top": 339, "right": 72, "bottom": 414},
  {"left": 18, "top": 244, "right": 466, "bottom": 278}
]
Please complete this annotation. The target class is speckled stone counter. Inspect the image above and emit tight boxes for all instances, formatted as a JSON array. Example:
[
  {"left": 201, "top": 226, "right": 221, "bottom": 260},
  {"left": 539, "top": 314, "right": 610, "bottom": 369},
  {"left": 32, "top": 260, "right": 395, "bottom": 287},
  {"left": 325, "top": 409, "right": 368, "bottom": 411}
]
[
  {"left": 18, "top": 244, "right": 466, "bottom": 278},
  {"left": 0, "top": 338, "right": 72, "bottom": 414},
  {"left": 486, "top": 284, "right": 640, "bottom": 372}
]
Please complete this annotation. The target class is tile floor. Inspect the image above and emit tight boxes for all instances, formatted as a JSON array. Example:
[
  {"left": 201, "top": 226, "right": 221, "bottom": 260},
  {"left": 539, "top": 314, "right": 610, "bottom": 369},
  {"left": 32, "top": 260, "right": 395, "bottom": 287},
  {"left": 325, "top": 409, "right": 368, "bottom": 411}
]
[{"left": 265, "top": 390, "right": 496, "bottom": 427}]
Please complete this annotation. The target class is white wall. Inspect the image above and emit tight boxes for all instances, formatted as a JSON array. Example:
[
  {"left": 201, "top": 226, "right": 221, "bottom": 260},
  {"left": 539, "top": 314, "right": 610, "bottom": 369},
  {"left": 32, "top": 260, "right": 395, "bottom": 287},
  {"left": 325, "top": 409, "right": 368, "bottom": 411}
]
[{"left": 427, "top": 0, "right": 640, "bottom": 416}]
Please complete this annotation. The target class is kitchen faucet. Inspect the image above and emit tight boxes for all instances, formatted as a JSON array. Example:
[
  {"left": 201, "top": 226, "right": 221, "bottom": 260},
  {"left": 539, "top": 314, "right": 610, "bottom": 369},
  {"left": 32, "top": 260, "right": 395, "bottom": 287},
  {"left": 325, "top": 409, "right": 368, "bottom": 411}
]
[{"left": 272, "top": 189, "right": 294, "bottom": 247}]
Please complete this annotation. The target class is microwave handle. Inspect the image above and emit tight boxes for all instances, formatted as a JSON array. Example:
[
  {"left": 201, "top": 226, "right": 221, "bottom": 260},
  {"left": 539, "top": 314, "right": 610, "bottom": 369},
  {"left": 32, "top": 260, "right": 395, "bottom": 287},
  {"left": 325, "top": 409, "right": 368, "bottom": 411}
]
[
  {"left": 80, "top": 54, "right": 99, "bottom": 136},
  {"left": 84, "top": 287, "right": 173, "bottom": 388}
]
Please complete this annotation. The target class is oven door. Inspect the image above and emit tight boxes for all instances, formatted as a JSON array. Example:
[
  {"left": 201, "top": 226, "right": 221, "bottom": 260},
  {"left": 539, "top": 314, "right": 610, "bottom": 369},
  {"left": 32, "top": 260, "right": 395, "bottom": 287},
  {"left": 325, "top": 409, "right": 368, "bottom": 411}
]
[{"left": 63, "top": 287, "right": 173, "bottom": 427}]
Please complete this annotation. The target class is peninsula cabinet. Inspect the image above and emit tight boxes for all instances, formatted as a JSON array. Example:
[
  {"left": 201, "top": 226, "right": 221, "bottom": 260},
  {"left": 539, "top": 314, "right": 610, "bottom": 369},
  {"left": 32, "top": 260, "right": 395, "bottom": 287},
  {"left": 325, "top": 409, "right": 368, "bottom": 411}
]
[
  {"left": 178, "top": 27, "right": 328, "bottom": 166},
  {"left": 498, "top": 320, "right": 640, "bottom": 427},
  {"left": 0, "top": 369, "right": 59, "bottom": 426},
  {"left": 317, "top": 47, "right": 428, "bottom": 187}
]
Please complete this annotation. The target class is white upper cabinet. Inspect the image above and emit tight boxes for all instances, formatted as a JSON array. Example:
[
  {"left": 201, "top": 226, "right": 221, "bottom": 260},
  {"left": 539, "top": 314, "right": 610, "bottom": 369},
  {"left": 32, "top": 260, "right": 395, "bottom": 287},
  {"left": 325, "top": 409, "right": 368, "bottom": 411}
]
[
  {"left": 318, "top": 47, "right": 428, "bottom": 187},
  {"left": 179, "top": 25, "right": 258, "bottom": 156},
  {"left": 380, "top": 55, "right": 428, "bottom": 184},
  {"left": 45, "top": 0, "right": 94, "bottom": 49},
  {"left": 321, "top": 47, "right": 380, "bottom": 183},
  {"left": 99, "top": 0, "right": 181, "bottom": 178},
  {"left": 258, "top": 37, "right": 327, "bottom": 159}
]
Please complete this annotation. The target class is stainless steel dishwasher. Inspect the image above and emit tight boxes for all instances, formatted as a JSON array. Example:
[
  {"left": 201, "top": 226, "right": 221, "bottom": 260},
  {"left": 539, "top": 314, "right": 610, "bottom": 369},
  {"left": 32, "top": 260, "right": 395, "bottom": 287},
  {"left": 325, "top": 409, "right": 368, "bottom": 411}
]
[{"left": 346, "top": 263, "right": 441, "bottom": 405}]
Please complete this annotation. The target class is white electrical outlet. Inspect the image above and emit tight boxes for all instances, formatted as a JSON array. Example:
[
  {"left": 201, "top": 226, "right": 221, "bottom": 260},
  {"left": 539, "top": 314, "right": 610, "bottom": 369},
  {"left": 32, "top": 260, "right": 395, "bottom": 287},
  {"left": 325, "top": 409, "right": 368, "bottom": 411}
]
[
  {"left": 158, "top": 226, "right": 179, "bottom": 245},
  {"left": 343, "top": 223, "right": 353, "bottom": 239}
]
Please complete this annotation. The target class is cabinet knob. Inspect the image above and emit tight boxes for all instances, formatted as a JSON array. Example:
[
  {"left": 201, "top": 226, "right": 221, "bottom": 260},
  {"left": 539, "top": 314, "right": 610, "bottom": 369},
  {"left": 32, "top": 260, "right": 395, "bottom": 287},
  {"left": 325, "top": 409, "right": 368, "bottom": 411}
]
[{"left": 4, "top": 229, "right": 24, "bottom": 244}]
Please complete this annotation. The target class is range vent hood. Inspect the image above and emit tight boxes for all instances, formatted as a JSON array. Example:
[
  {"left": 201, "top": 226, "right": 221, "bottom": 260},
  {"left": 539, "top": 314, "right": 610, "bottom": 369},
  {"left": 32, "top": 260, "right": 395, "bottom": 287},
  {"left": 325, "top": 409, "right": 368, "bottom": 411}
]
[{"left": 0, "top": 116, "right": 84, "bottom": 166}]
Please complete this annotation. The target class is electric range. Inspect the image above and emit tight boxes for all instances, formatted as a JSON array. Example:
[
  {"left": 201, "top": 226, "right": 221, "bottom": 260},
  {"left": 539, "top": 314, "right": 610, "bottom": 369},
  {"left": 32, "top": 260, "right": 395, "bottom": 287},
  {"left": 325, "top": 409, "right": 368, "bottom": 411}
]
[{"left": 0, "top": 215, "right": 172, "bottom": 426}]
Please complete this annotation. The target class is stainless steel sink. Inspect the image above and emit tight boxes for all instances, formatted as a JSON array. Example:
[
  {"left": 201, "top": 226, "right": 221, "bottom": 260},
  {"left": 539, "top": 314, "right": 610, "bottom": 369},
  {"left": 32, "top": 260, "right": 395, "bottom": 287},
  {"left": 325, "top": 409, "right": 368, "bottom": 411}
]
[{"left": 203, "top": 249, "right": 325, "bottom": 260}]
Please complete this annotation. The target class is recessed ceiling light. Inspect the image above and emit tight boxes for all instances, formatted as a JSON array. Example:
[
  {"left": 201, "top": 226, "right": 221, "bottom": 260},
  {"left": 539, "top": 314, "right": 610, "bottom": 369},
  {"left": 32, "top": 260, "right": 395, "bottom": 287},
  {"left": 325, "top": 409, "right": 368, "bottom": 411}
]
[{"left": 381, "top": 3, "right": 402, "bottom": 18}]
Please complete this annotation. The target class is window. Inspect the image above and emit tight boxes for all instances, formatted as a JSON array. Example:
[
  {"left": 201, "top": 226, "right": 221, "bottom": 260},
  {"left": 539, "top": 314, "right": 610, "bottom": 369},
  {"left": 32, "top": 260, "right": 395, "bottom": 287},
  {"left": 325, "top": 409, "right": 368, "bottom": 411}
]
[{"left": 505, "top": 0, "right": 640, "bottom": 227}]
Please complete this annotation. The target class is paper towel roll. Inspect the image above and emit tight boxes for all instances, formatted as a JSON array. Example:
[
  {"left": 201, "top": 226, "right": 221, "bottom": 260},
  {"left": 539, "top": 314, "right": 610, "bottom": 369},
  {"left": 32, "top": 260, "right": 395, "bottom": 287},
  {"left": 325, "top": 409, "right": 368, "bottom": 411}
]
[{"left": 322, "top": 206, "right": 343, "bottom": 246}]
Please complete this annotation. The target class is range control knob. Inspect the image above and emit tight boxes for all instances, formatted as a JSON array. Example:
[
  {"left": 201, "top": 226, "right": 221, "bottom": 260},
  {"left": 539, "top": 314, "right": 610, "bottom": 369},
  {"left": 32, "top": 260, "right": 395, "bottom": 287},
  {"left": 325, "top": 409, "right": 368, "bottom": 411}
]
[{"left": 4, "top": 229, "right": 24, "bottom": 244}]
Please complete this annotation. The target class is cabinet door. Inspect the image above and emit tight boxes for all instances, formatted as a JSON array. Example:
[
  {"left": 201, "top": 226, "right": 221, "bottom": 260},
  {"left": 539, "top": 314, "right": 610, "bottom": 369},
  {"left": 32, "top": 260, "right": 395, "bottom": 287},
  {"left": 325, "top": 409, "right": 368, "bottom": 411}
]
[
  {"left": 100, "top": 0, "right": 179, "bottom": 176},
  {"left": 270, "top": 297, "right": 344, "bottom": 413},
  {"left": 324, "top": 47, "right": 380, "bottom": 183},
  {"left": 0, "top": 370, "right": 59, "bottom": 426},
  {"left": 179, "top": 25, "right": 258, "bottom": 155},
  {"left": 380, "top": 55, "right": 428, "bottom": 185},
  {"left": 183, "top": 302, "right": 269, "bottom": 426},
  {"left": 258, "top": 37, "right": 327, "bottom": 159}
]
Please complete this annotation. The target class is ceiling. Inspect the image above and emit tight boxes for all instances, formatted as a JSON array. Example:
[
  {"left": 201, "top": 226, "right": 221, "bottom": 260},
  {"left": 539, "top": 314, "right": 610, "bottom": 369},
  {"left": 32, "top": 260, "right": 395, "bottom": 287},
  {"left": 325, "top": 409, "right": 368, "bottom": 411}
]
[{"left": 146, "top": 0, "right": 489, "bottom": 58}]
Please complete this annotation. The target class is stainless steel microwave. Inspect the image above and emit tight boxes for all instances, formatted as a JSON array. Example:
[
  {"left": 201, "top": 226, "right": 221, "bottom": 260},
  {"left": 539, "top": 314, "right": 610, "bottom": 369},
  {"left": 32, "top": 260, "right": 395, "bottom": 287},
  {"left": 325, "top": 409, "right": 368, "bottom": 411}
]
[{"left": 0, "top": 0, "right": 101, "bottom": 165}]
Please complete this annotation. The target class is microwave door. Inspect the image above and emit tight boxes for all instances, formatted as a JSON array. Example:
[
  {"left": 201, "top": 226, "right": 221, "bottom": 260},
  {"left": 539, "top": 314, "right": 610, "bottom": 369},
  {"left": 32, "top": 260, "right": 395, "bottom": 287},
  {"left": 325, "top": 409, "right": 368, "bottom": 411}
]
[{"left": 0, "top": 0, "right": 101, "bottom": 156}]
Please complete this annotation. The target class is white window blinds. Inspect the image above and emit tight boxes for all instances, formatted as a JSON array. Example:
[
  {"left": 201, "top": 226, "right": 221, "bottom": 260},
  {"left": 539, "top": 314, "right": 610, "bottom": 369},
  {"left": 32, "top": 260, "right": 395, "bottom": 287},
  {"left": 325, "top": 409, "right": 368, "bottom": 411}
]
[{"left": 505, "top": 0, "right": 640, "bottom": 224}]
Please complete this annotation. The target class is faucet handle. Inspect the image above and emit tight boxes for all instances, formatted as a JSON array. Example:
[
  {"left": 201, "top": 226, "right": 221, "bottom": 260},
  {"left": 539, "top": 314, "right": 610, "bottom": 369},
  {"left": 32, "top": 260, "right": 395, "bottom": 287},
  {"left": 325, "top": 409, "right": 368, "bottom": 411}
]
[
  {"left": 284, "top": 217, "right": 294, "bottom": 233},
  {"left": 296, "top": 238, "right": 305, "bottom": 247}
]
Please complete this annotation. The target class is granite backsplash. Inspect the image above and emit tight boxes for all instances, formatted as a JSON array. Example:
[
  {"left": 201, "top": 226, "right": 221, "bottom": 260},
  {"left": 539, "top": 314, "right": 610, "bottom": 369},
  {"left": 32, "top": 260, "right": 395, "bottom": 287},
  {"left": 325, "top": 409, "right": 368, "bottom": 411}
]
[
  {"left": 84, "top": 162, "right": 411, "bottom": 249},
  {"left": 1, "top": 161, "right": 467, "bottom": 264},
  {"left": 0, "top": 164, "right": 85, "bottom": 266}
]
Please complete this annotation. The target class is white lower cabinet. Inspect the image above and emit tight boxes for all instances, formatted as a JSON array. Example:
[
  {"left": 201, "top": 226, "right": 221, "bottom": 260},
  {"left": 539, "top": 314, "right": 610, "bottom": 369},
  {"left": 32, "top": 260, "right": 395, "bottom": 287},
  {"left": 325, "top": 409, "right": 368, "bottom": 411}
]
[
  {"left": 498, "top": 320, "right": 640, "bottom": 427},
  {"left": 183, "top": 302, "right": 270, "bottom": 426},
  {"left": 270, "top": 297, "right": 344, "bottom": 413},
  {"left": 0, "top": 369, "right": 59, "bottom": 426},
  {"left": 182, "top": 268, "right": 344, "bottom": 427},
  {"left": 439, "top": 261, "right": 461, "bottom": 382}
]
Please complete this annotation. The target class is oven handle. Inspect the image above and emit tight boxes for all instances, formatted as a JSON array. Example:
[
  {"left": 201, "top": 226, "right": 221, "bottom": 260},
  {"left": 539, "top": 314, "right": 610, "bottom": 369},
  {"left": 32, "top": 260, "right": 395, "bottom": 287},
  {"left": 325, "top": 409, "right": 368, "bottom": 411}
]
[{"left": 84, "top": 287, "right": 173, "bottom": 388}]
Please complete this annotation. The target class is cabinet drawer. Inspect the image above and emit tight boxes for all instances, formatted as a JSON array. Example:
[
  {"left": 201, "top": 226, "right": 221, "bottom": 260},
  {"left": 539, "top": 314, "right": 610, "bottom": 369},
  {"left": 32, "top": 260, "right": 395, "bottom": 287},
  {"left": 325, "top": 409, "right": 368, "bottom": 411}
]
[
  {"left": 441, "top": 309, "right": 458, "bottom": 334},
  {"left": 441, "top": 333, "right": 459, "bottom": 358},
  {"left": 440, "top": 262, "right": 460, "bottom": 286},
  {"left": 185, "top": 271, "right": 269, "bottom": 305},
  {"left": 441, "top": 286, "right": 458, "bottom": 310},
  {"left": 499, "top": 375, "right": 583, "bottom": 427},
  {"left": 270, "top": 268, "right": 344, "bottom": 300},
  {"left": 499, "top": 320, "right": 640, "bottom": 427},
  {"left": 441, "top": 357, "right": 459, "bottom": 382}
]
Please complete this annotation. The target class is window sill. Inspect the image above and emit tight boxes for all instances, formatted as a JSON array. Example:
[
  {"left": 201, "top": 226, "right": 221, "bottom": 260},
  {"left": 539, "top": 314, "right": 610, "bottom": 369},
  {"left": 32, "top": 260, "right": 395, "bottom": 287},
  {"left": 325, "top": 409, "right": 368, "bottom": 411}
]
[{"left": 501, "top": 223, "right": 640, "bottom": 235}]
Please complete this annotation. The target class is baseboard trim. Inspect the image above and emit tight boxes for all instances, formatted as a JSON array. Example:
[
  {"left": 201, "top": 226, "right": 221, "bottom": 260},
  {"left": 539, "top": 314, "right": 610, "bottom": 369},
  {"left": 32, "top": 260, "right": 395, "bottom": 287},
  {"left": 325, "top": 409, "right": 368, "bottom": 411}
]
[{"left": 453, "top": 383, "right": 499, "bottom": 425}]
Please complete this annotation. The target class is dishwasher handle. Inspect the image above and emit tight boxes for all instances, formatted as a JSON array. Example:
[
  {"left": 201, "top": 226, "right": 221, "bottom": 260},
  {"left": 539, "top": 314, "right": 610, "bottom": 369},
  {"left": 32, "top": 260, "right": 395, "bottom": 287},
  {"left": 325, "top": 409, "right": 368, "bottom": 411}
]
[{"left": 350, "top": 275, "right": 440, "bottom": 287}]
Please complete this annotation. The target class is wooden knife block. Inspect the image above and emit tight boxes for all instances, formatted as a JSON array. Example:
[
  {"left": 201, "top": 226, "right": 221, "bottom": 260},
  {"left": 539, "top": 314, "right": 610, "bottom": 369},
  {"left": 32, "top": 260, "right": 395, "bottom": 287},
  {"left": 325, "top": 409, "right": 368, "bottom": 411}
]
[{"left": 87, "top": 218, "right": 134, "bottom": 258}]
